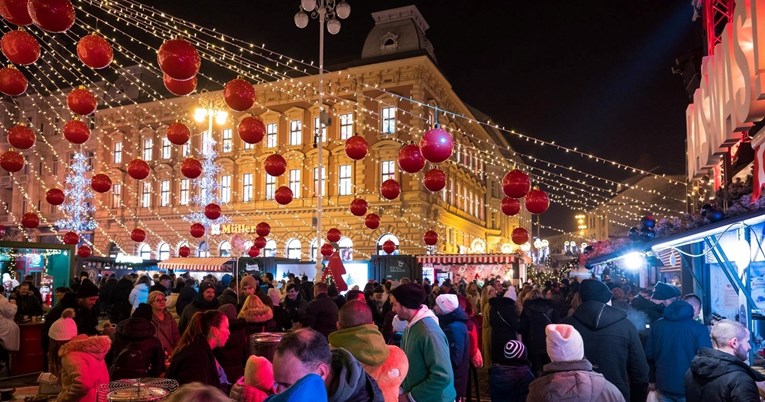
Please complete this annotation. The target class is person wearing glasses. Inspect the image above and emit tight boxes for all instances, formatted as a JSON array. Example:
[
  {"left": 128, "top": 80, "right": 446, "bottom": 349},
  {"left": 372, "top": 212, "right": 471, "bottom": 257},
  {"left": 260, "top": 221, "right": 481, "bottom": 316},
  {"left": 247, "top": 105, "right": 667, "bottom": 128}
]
[{"left": 149, "top": 291, "right": 180, "bottom": 361}]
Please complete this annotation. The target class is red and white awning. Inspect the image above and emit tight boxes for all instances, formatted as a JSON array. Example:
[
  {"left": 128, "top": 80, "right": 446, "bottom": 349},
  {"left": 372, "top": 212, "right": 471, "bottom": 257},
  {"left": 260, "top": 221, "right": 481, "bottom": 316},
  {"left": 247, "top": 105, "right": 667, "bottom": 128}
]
[
  {"left": 416, "top": 254, "right": 515, "bottom": 265},
  {"left": 157, "top": 257, "right": 234, "bottom": 272}
]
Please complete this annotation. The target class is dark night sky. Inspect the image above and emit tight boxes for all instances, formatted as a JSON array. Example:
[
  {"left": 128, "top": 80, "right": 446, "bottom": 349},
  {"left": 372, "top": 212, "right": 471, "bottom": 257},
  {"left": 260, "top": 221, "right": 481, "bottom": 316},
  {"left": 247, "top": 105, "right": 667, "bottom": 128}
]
[{"left": 135, "top": 0, "right": 701, "bottom": 234}]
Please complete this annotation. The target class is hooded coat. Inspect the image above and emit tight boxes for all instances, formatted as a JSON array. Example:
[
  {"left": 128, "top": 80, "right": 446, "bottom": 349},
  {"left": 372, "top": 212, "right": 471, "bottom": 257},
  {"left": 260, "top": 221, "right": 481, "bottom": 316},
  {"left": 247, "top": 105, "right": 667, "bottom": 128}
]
[
  {"left": 520, "top": 298, "right": 560, "bottom": 373},
  {"left": 128, "top": 283, "right": 150, "bottom": 314},
  {"left": 437, "top": 307, "right": 470, "bottom": 398},
  {"left": 107, "top": 317, "right": 165, "bottom": 380},
  {"left": 56, "top": 335, "right": 112, "bottom": 402},
  {"left": 400, "top": 306, "right": 456, "bottom": 402},
  {"left": 527, "top": 359, "right": 625, "bottom": 402},
  {"left": 327, "top": 348, "right": 384, "bottom": 402},
  {"left": 178, "top": 290, "right": 220, "bottom": 334},
  {"left": 561, "top": 300, "right": 649, "bottom": 402},
  {"left": 685, "top": 347, "right": 765, "bottom": 402}
]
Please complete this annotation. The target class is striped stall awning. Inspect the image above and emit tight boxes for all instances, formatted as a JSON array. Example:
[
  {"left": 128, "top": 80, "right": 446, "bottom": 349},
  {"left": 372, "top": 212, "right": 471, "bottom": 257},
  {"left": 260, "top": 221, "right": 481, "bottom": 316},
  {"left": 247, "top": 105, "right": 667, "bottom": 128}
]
[
  {"left": 157, "top": 257, "right": 234, "bottom": 272},
  {"left": 416, "top": 254, "right": 515, "bottom": 265}
]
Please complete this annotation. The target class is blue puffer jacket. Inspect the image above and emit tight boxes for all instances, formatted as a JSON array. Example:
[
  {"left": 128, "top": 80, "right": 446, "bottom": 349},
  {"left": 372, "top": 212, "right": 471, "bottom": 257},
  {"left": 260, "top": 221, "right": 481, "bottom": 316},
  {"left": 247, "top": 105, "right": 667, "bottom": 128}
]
[
  {"left": 645, "top": 300, "right": 711, "bottom": 396},
  {"left": 438, "top": 307, "right": 470, "bottom": 398}
]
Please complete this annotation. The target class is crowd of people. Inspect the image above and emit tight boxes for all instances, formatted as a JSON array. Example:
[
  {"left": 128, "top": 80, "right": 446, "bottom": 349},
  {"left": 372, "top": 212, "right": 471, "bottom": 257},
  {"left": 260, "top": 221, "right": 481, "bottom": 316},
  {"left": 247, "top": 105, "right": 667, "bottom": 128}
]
[{"left": 0, "top": 271, "right": 762, "bottom": 402}]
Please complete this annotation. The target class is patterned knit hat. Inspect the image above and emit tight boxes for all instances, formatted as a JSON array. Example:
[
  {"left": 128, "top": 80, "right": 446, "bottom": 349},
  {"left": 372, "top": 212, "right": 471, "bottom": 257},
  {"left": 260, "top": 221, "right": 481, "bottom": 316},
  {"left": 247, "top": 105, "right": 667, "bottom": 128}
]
[{"left": 504, "top": 340, "right": 527, "bottom": 360}]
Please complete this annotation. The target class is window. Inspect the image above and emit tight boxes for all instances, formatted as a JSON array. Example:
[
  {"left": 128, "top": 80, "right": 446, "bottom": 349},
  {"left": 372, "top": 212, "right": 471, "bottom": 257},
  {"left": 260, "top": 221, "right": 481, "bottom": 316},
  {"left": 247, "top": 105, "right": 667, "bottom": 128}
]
[
  {"left": 161, "top": 138, "right": 171, "bottom": 159},
  {"left": 264, "top": 239, "right": 277, "bottom": 257},
  {"left": 289, "top": 169, "right": 301, "bottom": 199},
  {"left": 381, "top": 107, "right": 396, "bottom": 134},
  {"left": 339, "top": 113, "right": 353, "bottom": 140},
  {"left": 181, "top": 143, "right": 190, "bottom": 157},
  {"left": 112, "top": 184, "right": 121, "bottom": 208},
  {"left": 265, "top": 174, "right": 276, "bottom": 200},
  {"left": 310, "top": 239, "right": 318, "bottom": 261},
  {"left": 141, "top": 182, "right": 151, "bottom": 208},
  {"left": 313, "top": 167, "right": 326, "bottom": 196},
  {"left": 222, "top": 129, "right": 233, "bottom": 153},
  {"left": 139, "top": 244, "right": 152, "bottom": 260},
  {"left": 180, "top": 179, "right": 190, "bottom": 205},
  {"left": 381, "top": 160, "right": 395, "bottom": 182},
  {"left": 158, "top": 243, "right": 170, "bottom": 260},
  {"left": 286, "top": 239, "right": 301, "bottom": 259},
  {"left": 338, "top": 237, "right": 353, "bottom": 261},
  {"left": 243, "top": 137, "right": 254, "bottom": 151},
  {"left": 198, "top": 241, "right": 209, "bottom": 257},
  {"left": 113, "top": 142, "right": 122, "bottom": 164},
  {"left": 377, "top": 234, "right": 400, "bottom": 255},
  {"left": 313, "top": 117, "right": 327, "bottom": 142},
  {"left": 289, "top": 120, "right": 302, "bottom": 146},
  {"left": 338, "top": 165, "right": 352, "bottom": 196},
  {"left": 220, "top": 175, "right": 231, "bottom": 204},
  {"left": 143, "top": 138, "right": 153, "bottom": 160},
  {"left": 52, "top": 157, "right": 58, "bottom": 175},
  {"left": 160, "top": 180, "right": 170, "bottom": 206},
  {"left": 266, "top": 123, "right": 277, "bottom": 148},
  {"left": 242, "top": 173, "right": 253, "bottom": 202},
  {"left": 219, "top": 241, "right": 231, "bottom": 257}
]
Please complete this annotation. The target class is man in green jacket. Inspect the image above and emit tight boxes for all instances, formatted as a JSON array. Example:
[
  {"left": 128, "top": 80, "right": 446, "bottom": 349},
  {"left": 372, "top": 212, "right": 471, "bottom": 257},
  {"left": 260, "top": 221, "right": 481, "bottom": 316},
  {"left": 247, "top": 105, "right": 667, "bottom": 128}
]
[{"left": 390, "top": 283, "right": 455, "bottom": 402}]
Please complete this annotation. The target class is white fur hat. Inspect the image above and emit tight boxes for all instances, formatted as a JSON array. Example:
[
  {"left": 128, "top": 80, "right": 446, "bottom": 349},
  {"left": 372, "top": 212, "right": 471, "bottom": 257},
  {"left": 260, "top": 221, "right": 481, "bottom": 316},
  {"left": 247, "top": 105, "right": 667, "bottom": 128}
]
[
  {"left": 545, "top": 324, "right": 584, "bottom": 362},
  {"left": 435, "top": 294, "right": 459, "bottom": 315}
]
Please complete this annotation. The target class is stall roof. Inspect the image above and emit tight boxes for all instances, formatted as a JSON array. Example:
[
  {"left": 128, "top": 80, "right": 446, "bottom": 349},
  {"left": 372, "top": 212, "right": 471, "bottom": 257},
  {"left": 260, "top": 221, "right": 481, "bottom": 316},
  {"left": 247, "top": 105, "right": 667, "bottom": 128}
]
[
  {"left": 157, "top": 257, "right": 234, "bottom": 272},
  {"left": 416, "top": 254, "right": 515, "bottom": 265}
]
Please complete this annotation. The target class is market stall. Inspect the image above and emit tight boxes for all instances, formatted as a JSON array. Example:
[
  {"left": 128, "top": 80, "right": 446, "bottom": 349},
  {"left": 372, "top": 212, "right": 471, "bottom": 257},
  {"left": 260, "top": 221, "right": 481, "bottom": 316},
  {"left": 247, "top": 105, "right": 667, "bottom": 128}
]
[
  {"left": 157, "top": 257, "right": 235, "bottom": 281},
  {"left": 415, "top": 253, "right": 518, "bottom": 285}
]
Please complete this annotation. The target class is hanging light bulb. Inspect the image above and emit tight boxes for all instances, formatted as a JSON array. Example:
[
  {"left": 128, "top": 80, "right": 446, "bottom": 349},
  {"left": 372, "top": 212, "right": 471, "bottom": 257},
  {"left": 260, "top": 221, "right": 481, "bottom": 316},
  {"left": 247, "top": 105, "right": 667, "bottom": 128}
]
[
  {"left": 327, "top": 18, "right": 341, "bottom": 35},
  {"left": 301, "top": 0, "right": 317, "bottom": 12},
  {"left": 294, "top": 10, "right": 309, "bottom": 28},
  {"left": 336, "top": 1, "right": 351, "bottom": 19}
]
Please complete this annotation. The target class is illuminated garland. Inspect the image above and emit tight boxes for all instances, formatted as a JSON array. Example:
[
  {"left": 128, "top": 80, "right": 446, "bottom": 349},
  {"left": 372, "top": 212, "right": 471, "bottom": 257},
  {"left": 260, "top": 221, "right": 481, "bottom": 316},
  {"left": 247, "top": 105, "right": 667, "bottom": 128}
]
[{"left": 55, "top": 152, "right": 97, "bottom": 232}]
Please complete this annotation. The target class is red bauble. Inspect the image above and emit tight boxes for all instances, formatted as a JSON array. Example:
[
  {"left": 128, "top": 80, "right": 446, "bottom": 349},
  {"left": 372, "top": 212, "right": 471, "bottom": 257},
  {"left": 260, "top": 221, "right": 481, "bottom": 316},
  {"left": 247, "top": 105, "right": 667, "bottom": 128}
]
[
  {"left": 127, "top": 159, "right": 150, "bottom": 180},
  {"left": 67, "top": 87, "right": 97, "bottom": 116},
  {"left": 419, "top": 127, "right": 454, "bottom": 163},
  {"left": 365, "top": 213, "right": 380, "bottom": 230},
  {"left": 327, "top": 228, "right": 341, "bottom": 243},
  {"left": 274, "top": 186, "right": 293, "bottom": 205},
  {"left": 397, "top": 144, "right": 425, "bottom": 174},
  {"left": 181, "top": 158, "right": 202, "bottom": 179},
  {"left": 0, "top": 0, "right": 32, "bottom": 25},
  {"left": 76, "top": 33, "right": 112, "bottom": 69},
  {"left": 163, "top": 73, "right": 196, "bottom": 96},
  {"left": 248, "top": 246, "right": 260, "bottom": 258},
  {"left": 1, "top": 29, "right": 39, "bottom": 65},
  {"left": 178, "top": 245, "right": 190, "bottom": 257},
  {"left": 189, "top": 223, "right": 205, "bottom": 238},
  {"left": 382, "top": 240, "right": 396, "bottom": 255},
  {"left": 380, "top": 179, "right": 400, "bottom": 200},
  {"left": 166, "top": 122, "right": 191, "bottom": 145},
  {"left": 0, "top": 66, "right": 27, "bottom": 96},
  {"left": 238, "top": 116, "right": 265, "bottom": 144},
  {"left": 7, "top": 124, "right": 35, "bottom": 149},
  {"left": 423, "top": 168, "right": 446, "bottom": 192},
  {"left": 349, "top": 198, "right": 367, "bottom": 216},
  {"left": 0, "top": 150, "right": 23, "bottom": 172},
  {"left": 204, "top": 203, "right": 221, "bottom": 220},
  {"left": 223, "top": 77, "right": 255, "bottom": 111},
  {"left": 501, "top": 197, "right": 521, "bottom": 216},
  {"left": 502, "top": 169, "right": 531, "bottom": 198},
  {"left": 423, "top": 230, "right": 438, "bottom": 246},
  {"left": 524, "top": 189, "right": 550, "bottom": 214},
  {"left": 253, "top": 236, "right": 267, "bottom": 249},
  {"left": 264, "top": 154, "right": 287, "bottom": 177},
  {"left": 157, "top": 38, "right": 200, "bottom": 81},
  {"left": 62, "top": 231, "right": 78, "bottom": 245},
  {"left": 90, "top": 173, "right": 112, "bottom": 193},
  {"left": 62, "top": 120, "right": 90, "bottom": 144},
  {"left": 45, "top": 188, "right": 64, "bottom": 205},
  {"left": 130, "top": 228, "right": 146, "bottom": 243},
  {"left": 345, "top": 135, "right": 368, "bottom": 160},
  {"left": 320, "top": 243, "right": 334, "bottom": 257},
  {"left": 511, "top": 227, "right": 529, "bottom": 245},
  {"left": 20, "top": 212, "right": 38, "bottom": 228},
  {"left": 77, "top": 245, "right": 91, "bottom": 258},
  {"left": 255, "top": 222, "right": 270, "bottom": 237},
  {"left": 27, "top": 0, "right": 75, "bottom": 33}
]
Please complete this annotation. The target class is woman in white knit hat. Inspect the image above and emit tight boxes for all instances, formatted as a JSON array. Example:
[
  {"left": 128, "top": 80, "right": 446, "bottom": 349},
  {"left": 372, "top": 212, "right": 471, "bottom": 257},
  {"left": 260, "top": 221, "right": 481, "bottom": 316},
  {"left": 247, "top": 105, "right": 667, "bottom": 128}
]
[{"left": 47, "top": 308, "right": 78, "bottom": 378}]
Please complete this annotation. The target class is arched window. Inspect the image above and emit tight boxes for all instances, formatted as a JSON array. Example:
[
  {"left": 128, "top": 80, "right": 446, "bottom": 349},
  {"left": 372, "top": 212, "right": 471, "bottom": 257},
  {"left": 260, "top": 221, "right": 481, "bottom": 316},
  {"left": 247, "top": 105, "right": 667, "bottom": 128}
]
[
  {"left": 310, "top": 239, "right": 318, "bottom": 261},
  {"left": 265, "top": 239, "right": 277, "bottom": 257},
  {"left": 338, "top": 237, "right": 353, "bottom": 261},
  {"left": 138, "top": 243, "right": 152, "bottom": 260},
  {"left": 198, "top": 241, "right": 209, "bottom": 257},
  {"left": 158, "top": 243, "right": 170, "bottom": 261},
  {"left": 377, "top": 234, "right": 400, "bottom": 255},
  {"left": 219, "top": 241, "right": 231, "bottom": 257},
  {"left": 286, "top": 239, "right": 301, "bottom": 260}
]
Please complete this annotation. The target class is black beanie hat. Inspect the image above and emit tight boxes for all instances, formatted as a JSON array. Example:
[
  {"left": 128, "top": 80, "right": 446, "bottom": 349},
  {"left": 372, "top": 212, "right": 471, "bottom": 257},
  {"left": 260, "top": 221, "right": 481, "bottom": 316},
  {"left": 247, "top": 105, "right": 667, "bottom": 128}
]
[
  {"left": 76, "top": 279, "right": 99, "bottom": 298},
  {"left": 199, "top": 281, "right": 215, "bottom": 293},
  {"left": 390, "top": 283, "right": 426, "bottom": 309},
  {"left": 652, "top": 282, "right": 681, "bottom": 300},
  {"left": 578, "top": 279, "right": 612, "bottom": 303}
]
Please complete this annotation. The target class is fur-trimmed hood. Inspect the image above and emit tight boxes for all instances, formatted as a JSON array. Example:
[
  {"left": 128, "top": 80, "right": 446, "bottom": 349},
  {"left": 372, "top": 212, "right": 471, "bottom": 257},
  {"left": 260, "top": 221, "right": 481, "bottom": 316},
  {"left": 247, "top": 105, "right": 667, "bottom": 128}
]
[{"left": 59, "top": 334, "right": 111, "bottom": 360}]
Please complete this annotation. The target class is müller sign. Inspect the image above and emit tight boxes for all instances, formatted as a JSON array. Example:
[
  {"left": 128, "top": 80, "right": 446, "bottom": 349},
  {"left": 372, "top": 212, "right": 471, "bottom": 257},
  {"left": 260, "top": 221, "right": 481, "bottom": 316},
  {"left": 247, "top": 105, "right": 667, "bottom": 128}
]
[{"left": 686, "top": 0, "right": 765, "bottom": 180}]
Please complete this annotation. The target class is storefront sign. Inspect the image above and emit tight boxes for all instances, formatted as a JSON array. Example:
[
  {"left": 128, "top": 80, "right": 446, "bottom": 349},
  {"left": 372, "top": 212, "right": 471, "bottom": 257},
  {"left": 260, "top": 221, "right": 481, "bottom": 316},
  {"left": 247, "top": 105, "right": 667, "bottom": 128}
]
[
  {"left": 687, "top": 0, "right": 765, "bottom": 180},
  {"left": 220, "top": 224, "right": 258, "bottom": 234},
  {"left": 115, "top": 253, "right": 143, "bottom": 264}
]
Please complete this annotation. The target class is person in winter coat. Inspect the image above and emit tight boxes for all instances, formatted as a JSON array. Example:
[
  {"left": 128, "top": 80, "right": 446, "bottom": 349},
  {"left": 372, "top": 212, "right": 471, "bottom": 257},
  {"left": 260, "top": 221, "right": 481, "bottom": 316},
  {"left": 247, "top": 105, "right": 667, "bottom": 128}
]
[
  {"left": 42, "top": 291, "right": 78, "bottom": 368},
  {"left": 527, "top": 324, "right": 625, "bottom": 402},
  {"left": 489, "top": 340, "right": 535, "bottom": 402},
  {"left": 216, "top": 304, "right": 249, "bottom": 383},
  {"left": 150, "top": 274, "right": 173, "bottom": 296},
  {"left": 519, "top": 288, "right": 560, "bottom": 375},
  {"left": 56, "top": 334, "right": 111, "bottom": 402},
  {"left": 0, "top": 287, "right": 19, "bottom": 371},
  {"left": 268, "top": 288, "right": 291, "bottom": 332},
  {"left": 167, "top": 310, "right": 231, "bottom": 393},
  {"left": 48, "top": 308, "right": 79, "bottom": 379},
  {"left": 176, "top": 279, "right": 198, "bottom": 318},
  {"left": 481, "top": 284, "right": 496, "bottom": 367},
  {"left": 282, "top": 283, "right": 307, "bottom": 328},
  {"left": 490, "top": 285, "right": 521, "bottom": 364},
  {"left": 148, "top": 291, "right": 180, "bottom": 361},
  {"left": 230, "top": 355, "right": 275, "bottom": 402},
  {"left": 128, "top": 276, "right": 151, "bottom": 315},
  {"left": 110, "top": 276, "right": 134, "bottom": 324},
  {"left": 239, "top": 295, "right": 276, "bottom": 334},
  {"left": 685, "top": 319, "right": 764, "bottom": 402},
  {"left": 562, "top": 279, "right": 649, "bottom": 402},
  {"left": 218, "top": 280, "right": 240, "bottom": 310},
  {"left": 300, "top": 282, "right": 339, "bottom": 338},
  {"left": 14, "top": 282, "right": 43, "bottom": 319},
  {"left": 178, "top": 281, "right": 220, "bottom": 334},
  {"left": 434, "top": 294, "right": 470, "bottom": 400},
  {"left": 107, "top": 305, "right": 164, "bottom": 380}
]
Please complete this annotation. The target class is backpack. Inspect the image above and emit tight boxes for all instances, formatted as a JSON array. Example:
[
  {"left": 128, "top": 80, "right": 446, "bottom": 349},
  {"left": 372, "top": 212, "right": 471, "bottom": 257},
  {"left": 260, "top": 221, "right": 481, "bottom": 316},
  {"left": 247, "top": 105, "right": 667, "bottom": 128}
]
[{"left": 109, "top": 342, "right": 150, "bottom": 380}]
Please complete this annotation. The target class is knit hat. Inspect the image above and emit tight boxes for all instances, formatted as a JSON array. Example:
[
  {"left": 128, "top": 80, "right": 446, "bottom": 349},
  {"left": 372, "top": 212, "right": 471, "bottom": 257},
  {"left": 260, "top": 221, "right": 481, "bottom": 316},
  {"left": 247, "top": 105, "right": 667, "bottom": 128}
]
[
  {"left": 49, "top": 308, "right": 78, "bottom": 341},
  {"left": 267, "top": 288, "right": 281, "bottom": 306},
  {"left": 133, "top": 303, "right": 153, "bottom": 320},
  {"left": 218, "top": 303, "right": 237, "bottom": 323},
  {"left": 240, "top": 275, "right": 257, "bottom": 290},
  {"left": 244, "top": 355, "right": 274, "bottom": 391},
  {"left": 545, "top": 324, "right": 584, "bottom": 362},
  {"left": 390, "top": 283, "right": 425, "bottom": 309},
  {"left": 199, "top": 281, "right": 215, "bottom": 294},
  {"left": 504, "top": 340, "right": 527, "bottom": 360},
  {"left": 503, "top": 286, "right": 517, "bottom": 301},
  {"left": 652, "top": 282, "right": 681, "bottom": 301},
  {"left": 578, "top": 279, "right": 612, "bottom": 303},
  {"left": 435, "top": 294, "right": 458, "bottom": 315},
  {"left": 76, "top": 279, "right": 99, "bottom": 298}
]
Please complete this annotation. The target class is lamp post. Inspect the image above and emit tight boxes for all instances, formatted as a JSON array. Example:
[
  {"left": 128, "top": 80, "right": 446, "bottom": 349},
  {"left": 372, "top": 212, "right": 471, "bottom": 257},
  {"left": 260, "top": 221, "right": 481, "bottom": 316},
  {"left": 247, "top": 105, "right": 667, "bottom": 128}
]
[{"left": 294, "top": 0, "right": 351, "bottom": 279}]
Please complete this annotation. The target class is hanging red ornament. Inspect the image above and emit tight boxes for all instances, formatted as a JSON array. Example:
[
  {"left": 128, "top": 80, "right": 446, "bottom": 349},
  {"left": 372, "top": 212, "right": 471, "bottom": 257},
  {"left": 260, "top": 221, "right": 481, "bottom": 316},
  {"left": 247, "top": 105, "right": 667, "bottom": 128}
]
[
  {"left": 76, "top": 33, "right": 112, "bottom": 69},
  {"left": 189, "top": 223, "right": 205, "bottom": 238},
  {"left": 255, "top": 222, "right": 270, "bottom": 237},
  {"left": 45, "top": 188, "right": 64, "bottom": 205},
  {"left": 274, "top": 186, "right": 293, "bottom": 205},
  {"left": 524, "top": 189, "right": 550, "bottom": 214},
  {"left": 397, "top": 144, "right": 426, "bottom": 173},
  {"left": 345, "top": 134, "right": 368, "bottom": 160},
  {"left": 382, "top": 240, "right": 396, "bottom": 255},
  {"left": 62, "top": 231, "right": 78, "bottom": 245},
  {"left": 77, "top": 245, "right": 91, "bottom": 258},
  {"left": 502, "top": 169, "right": 531, "bottom": 198},
  {"left": 0, "top": 0, "right": 32, "bottom": 25},
  {"left": 1, "top": 29, "right": 39, "bottom": 65},
  {"left": 20, "top": 212, "right": 38, "bottom": 228},
  {"left": 0, "top": 66, "right": 27, "bottom": 96},
  {"left": 130, "top": 228, "right": 146, "bottom": 243},
  {"left": 157, "top": 38, "right": 200, "bottom": 81},
  {"left": 204, "top": 203, "right": 221, "bottom": 220},
  {"left": 166, "top": 122, "right": 191, "bottom": 145},
  {"left": 501, "top": 197, "right": 521, "bottom": 216},
  {"left": 380, "top": 179, "right": 400, "bottom": 200},
  {"left": 511, "top": 227, "right": 529, "bottom": 245},
  {"left": 181, "top": 157, "right": 202, "bottom": 179},
  {"left": 224, "top": 77, "right": 255, "bottom": 111},
  {"left": 423, "top": 230, "right": 438, "bottom": 246},
  {"left": 27, "top": 0, "right": 75, "bottom": 32},
  {"left": 365, "top": 213, "right": 380, "bottom": 230},
  {"left": 264, "top": 154, "right": 287, "bottom": 177},
  {"left": 349, "top": 198, "right": 367, "bottom": 216},
  {"left": 327, "top": 228, "right": 341, "bottom": 243},
  {"left": 66, "top": 87, "right": 97, "bottom": 116},
  {"left": 178, "top": 245, "right": 190, "bottom": 257},
  {"left": 248, "top": 246, "right": 260, "bottom": 258},
  {"left": 0, "top": 150, "right": 23, "bottom": 172},
  {"left": 163, "top": 73, "right": 196, "bottom": 96},
  {"left": 320, "top": 243, "right": 334, "bottom": 257},
  {"left": 62, "top": 120, "right": 90, "bottom": 144},
  {"left": 127, "top": 158, "right": 150, "bottom": 180},
  {"left": 7, "top": 124, "right": 35, "bottom": 149},
  {"left": 253, "top": 236, "right": 267, "bottom": 249},
  {"left": 419, "top": 127, "right": 454, "bottom": 163},
  {"left": 423, "top": 168, "right": 446, "bottom": 192},
  {"left": 238, "top": 116, "right": 265, "bottom": 144},
  {"left": 90, "top": 173, "right": 112, "bottom": 193}
]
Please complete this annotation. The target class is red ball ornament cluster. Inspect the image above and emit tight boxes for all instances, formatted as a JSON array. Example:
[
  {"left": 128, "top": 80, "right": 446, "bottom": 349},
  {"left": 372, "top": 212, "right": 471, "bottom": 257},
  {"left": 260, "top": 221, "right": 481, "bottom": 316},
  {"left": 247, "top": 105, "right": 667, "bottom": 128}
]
[
  {"left": 503, "top": 169, "right": 531, "bottom": 198},
  {"left": 253, "top": 236, "right": 267, "bottom": 249},
  {"left": 0, "top": 150, "right": 24, "bottom": 172},
  {"left": 77, "top": 33, "right": 113, "bottom": 69},
  {"left": 1, "top": 29, "right": 39, "bottom": 65},
  {"left": 224, "top": 77, "right": 255, "bottom": 111},
  {"left": 130, "top": 228, "right": 146, "bottom": 243},
  {"left": 181, "top": 158, "right": 203, "bottom": 179},
  {"left": 398, "top": 144, "right": 425, "bottom": 174},
  {"left": 63, "top": 120, "right": 90, "bottom": 144},
  {"left": 256, "top": 222, "right": 271, "bottom": 237},
  {"left": 77, "top": 245, "right": 91, "bottom": 258},
  {"left": 327, "top": 228, "right": 341, "bottom": 243},
  {"left": 238, "top": 116, "right": 265, "bottom": 144},
  {"left": 90, "top": 173, "right": 112, "bottom": 193},
  {"left": 157, "top": 38, "right": 200, "bottom": 81},
  {"left": 163, "top": 74, "right": 196, "bottom": 96},
  {"left": 320, "top": 243, "right": 334, "bottom": 257},
  {"left": 423, "top": 168, "right": 446, "bottom": 192},
  {"left": 21, "top": 212, "right": 38, "bottom": 228},
  {"left": 204, "top": 203, "right": 221, "bottom": 220},
  {"left": 365, "top": 213, "right": 380, "bottom": 230},
  {"left": 382, "top": 240, "right": 396, "bottom": 255},
  {"left": 349, "top": 198, "right": 367, "bottom": 216},
  {"left": 419, "top": 127, "right": 454, "bottom": 163},
  {"left": 274, "top": 186, "right": 293, "bottom": 205},
  {"left": 178, "top": 245, "right": 191, "bottom": 258},
  {"left": 345, "top": 135, "right": 368, "bottom": 160},
  {"left": 189, "top": 223, "right": 205, "bottom": 238},
  {"left": 67, "top": 87, "right": 97, "bottom": 115},
  {"left": 512, "top": 227, "right": 529, "bottom": 245},
  {"left": 166, "top": 122, "right": 191, "bottom": 145},
  {"left": 0, "top": 66, "right": 27, "bottom": 96},
  {"left": 27, "top": 0, "right": 75, "bottom": 33},
  {"left": 381, "top": 179, "right": 400, "bottom": 200},
  {"left": 264, "top": 154, "right": 287, "bottom": 177},
  {"left": 45, "top": 188, "right": 65, "bottom": 205},
  {"left": 62, "top": 231, "right": 78, "bottom": 245},
  {"left": 127, "top": 159, "right": 150, "bottom": 180},
  {"left": 7, "top": 124, "right": 35, "bottom": 149}
]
